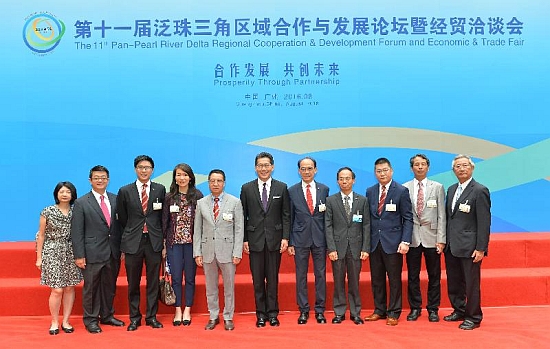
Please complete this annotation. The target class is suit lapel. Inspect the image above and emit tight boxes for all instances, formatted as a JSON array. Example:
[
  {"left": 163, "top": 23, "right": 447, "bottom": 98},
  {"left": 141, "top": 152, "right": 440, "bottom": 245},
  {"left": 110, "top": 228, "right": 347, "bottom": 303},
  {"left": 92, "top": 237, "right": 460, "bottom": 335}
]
[
  {"left": 107, "top": 192, "right": 117, "bottom": 223},
  {"left": 406, "top": 181, "right": 417, "bottom": 215},
  {"left": 88, "top": 192, "right": 107, "bottom": 225},
  {"left": 131, "top": 183, "right": 144, "bottom": 214}
]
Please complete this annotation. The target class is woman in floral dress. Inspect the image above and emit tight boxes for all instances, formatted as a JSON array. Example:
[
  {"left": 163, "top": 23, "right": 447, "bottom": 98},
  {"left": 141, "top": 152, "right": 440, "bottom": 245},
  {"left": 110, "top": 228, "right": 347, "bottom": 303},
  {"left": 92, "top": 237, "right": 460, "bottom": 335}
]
[{"left": 35, "top": 182, "right": 82, "bottom": 335}]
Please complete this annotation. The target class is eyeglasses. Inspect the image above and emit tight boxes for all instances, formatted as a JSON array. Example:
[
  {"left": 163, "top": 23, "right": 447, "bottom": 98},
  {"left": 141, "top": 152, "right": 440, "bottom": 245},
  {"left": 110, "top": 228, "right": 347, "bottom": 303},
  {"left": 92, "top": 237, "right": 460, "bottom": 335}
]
[
  {"left": 209, "top": 179, "right": 224, "bottom": 184},
  {"left": 299, "top": 167, "right": 315, "bottom": 172},
  {"left": 454, "top": 164, "right": 471, "bottom": 169},
  {"left": 256, "top": 164, "right": 272, "bottom": 169},
  {"left": 136, "top": 166, "right": 153, "bottom": 171},
  {"left": 91, "top": 177, "right": 108, "bottom": 181},
  {"left": 375, "top": 168, "right": 391, "bottom": 174}
]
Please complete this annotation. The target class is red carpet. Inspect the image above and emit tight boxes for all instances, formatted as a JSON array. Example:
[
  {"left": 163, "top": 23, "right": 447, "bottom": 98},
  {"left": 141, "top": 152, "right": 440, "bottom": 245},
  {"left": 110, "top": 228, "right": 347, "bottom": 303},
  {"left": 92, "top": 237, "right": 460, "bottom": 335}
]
[
  {"left": 1, "top": 307, "right": 549, "bottom": 349},
  {"left": 0, "top": 233, "right": 549, "bottom": 317}
]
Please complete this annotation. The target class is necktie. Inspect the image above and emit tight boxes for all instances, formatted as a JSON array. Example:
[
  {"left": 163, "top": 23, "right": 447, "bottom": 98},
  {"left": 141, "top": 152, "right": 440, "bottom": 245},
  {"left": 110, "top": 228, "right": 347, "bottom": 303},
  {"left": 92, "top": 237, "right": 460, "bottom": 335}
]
[
  {"left": 452, "top": 185, "right": 463, "bottom": 210},
  {"left": 100, "top": 195, "right": 111, "bottom": 227},
  {"left": 261, "top": 182, "right": 268, "bottom": 211},
  {"left": 378, "top": 185, "right": 386, "bottom": 215},
  {"left": 213, "top": 197, "right": 219, "bottom": 220},
  {"left": 417, "top": 182, "right": 424, "bottom": 217},
  {"left": 306, "top": 184, "right": 314, "bottom": 214},
  {"left": 344, "top": 195, "right": 351, "bottom": 220},
  {"left": 141, "top": 183, "right": 148, "bottom": 233}
]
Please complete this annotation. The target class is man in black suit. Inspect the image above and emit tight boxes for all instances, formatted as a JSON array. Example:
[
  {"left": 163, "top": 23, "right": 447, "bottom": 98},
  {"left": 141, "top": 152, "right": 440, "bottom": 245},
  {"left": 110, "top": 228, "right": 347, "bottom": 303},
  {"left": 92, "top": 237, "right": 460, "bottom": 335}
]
[
  {"left": 240, "top": 151, "right": 290, "bottom": 327},
  {"left": 364, "top": 158, "right": 413, "bottom": 326},
  {"left": 325, "top": 167, "right": 370, "bottom": 325},
  {"left": 71, "top": 165, "right": 124, "bottom": 333},
  {"left": 444, "top": 154, "right": 491, "bottom": 330},
  {"left": 117, "top": 155, "right": 166, "bottom": 331},
  {"left": 287, "top": 157, "right": 330, "bottom": 324}
]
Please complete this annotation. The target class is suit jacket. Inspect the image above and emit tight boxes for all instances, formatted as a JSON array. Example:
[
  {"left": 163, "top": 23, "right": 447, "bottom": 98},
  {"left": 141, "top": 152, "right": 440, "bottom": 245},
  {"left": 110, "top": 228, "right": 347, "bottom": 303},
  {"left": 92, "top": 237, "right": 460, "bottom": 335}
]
[
  {"left": 71, "top": 191, "right": 121, "bottom": 263},
  {"left": 193, "top": 193, "right": 244, "bottom": 264},
  {"left": 117, "top": 181, "right": 166, "bottom": 254},
  {"left": 240, "top": 178, "right": 291, "bottom": 252},
  {"left": 288, "top": 181, "right": 329, "bottom": 248},
  {"left": 325, "top": 192, "right": 370, "bottom": 260},
  {"left": 403, "top": 179, "right": 446, "bottom": 248},
  {"left": 367, "top": 181, "right": 413, "bottom": 254},
  {"left": 446, "top": 179, "right": 491, "bottom": 258}
]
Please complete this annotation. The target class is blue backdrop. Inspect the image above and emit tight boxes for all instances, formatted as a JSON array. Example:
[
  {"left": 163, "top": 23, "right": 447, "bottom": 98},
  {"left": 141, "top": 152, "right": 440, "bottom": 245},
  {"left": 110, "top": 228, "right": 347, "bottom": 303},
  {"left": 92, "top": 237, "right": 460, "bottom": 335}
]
[{"left": 2, "top": 1, "right": 548, "bottom": 241}]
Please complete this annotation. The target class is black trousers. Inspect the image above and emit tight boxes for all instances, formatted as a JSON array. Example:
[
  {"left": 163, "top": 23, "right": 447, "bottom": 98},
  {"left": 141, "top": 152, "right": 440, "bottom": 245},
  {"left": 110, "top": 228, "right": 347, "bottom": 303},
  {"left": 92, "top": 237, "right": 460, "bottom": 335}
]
[
  {"left": 249, "top": 245, "right": 281, "bottom": 319},
  {"left": 406, "top": 245, "right": 441, "bottom": 312},
  {"left": 369, "top": 242, "right": 404, "bottom": 319},
  {"left": 125, "top": 234, "right": 162, "bottom": 323},
  {"left": 444, "top": 251, "right": 483, "bottom": 324},
  {"left": 81, "top": 255, "right": 120, "bottom": 326}
]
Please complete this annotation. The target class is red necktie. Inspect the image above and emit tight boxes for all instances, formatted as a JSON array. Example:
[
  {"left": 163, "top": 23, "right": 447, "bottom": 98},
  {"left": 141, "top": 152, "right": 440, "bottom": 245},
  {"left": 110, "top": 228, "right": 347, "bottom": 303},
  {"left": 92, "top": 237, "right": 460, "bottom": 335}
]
[
  {"left": 100, "top": 195, "right": 111, "bottom": 227},
  {"left": 417, "top": 182, "right": 424, "bottom": 217},
  {"left": 141, "top": 183, "right": 148, "bottom": 232},
  {"left": 213, "top": 197, "right": 220, "bottom": 220},
  {"left": 306, "top": 184, "right": 314, "bottom": 214},
  {"left": 377, "top": 185, "right": 386, "bottom": 215}
]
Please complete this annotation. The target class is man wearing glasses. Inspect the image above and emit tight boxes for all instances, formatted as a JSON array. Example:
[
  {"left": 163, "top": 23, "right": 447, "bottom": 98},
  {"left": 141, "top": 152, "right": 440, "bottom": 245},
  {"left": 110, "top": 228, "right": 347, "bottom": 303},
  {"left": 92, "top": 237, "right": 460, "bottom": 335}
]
[
  {"left": 444, "top": 155, "right": 491, "bottom": 330},
  {"left": 240, "top": 152, "right": 290, "bottom": 327},
  {"left": 194, "top": 169, "right": 244, "bottom": 331},
  {"left": 71, "top": 165, "right": 125, "bottom": 333},
  {"left": 287, "top": 157, "right": 330, "bottom": 324},
  {"left": 117, "top": 155, "right": 166, "bottom": 331},
  {"left": 364, "top": 158, "right": 413, "bottom": 326}
]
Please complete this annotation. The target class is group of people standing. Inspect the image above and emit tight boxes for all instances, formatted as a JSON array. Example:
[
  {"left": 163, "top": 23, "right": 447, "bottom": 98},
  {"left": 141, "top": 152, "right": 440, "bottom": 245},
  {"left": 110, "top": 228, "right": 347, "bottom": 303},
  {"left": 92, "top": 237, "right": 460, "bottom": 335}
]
[{"left": 35, "top": 151, "right": 490, "bottom": 335}]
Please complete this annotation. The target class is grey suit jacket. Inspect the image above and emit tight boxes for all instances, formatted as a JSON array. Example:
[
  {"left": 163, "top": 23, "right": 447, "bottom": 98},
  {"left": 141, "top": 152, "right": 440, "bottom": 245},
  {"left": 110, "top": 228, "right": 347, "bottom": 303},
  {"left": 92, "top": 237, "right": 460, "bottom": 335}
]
[
  {"left": 193, "top": 193, "right": 244, "bottom": 264},
  {"left": 325, "top": 192, "right": 370, "bottom": 260},
  {"left": 403, "top": 179, "right": 446, "bottom": 248},
  {"left": 71, "top": 191, "right": 121, "bottom": 263},
  {"left": 446, "top": 179, "right": 491, "bottom": 258}
]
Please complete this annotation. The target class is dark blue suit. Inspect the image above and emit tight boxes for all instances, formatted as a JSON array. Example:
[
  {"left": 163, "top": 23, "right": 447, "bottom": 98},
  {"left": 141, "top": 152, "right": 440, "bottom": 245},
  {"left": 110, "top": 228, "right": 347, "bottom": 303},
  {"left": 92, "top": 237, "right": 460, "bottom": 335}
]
[
  {"left": 288, "top": 181, "right": 329, "bottom": 314},
  {"left": 366, "top": 181, "right": 413, "bottom": 319}
]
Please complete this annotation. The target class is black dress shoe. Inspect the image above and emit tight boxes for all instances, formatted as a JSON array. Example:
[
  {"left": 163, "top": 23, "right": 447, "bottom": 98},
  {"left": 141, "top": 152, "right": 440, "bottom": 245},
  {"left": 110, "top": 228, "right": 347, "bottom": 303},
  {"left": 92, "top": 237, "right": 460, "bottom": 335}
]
[
  {"left": 256, "top": 318, "right": 266, "bottom": 327},
  {"left": 443, "top": 312, "right": 464, "bottom": 322},
  {"left": 406, "top": 309, "right": 422, "bottom": 321},
  {"left": 127, "top": 321, "right": 141, "bottom": 331},
  {"left": 459, "top": 320, "right": 480, "bottom": 330},
  {"left": 100, "top": 317, "right": 125, "bottom": 327},
  {"left": 350, "top": 316, "right": 364, "bottom": 325},
  {"left": 269, "top": 317, "right": 280, "bottom": 327},
  {"left": 182, "top": 319, "right": 192, "bottom": 326},
  {"left": 428, "top": 311, "right": 440, "bottom": 322},
  {"left": 49, "top": 328, "right": 59, "bottom": 335},
  {"left": 298, "top": 312, "right": 309, "bottom": 324},
  {"left": 61, "top": 326, "right": 74, "bottom": 333},
  {"left": 205, "top": 318, "right": 220, "bottom": 330},
  {"left": 331, "top": 315, "right": 345, "bottom": 324},
  {"left": 145, "top": 318, "right": 163, "bottom": 328},
  {"left": 86, "top": 323, "right": 102, "bottom": 334},
  {"left": 315, "top": 313, "right": 327, "bottom": 324}
]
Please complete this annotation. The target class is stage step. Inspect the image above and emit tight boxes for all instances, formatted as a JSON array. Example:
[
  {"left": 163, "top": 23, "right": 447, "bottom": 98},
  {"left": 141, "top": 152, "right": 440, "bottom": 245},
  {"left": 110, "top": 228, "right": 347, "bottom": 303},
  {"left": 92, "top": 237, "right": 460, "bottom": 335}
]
[{"left": 1, "top": 233, "right": 549, "bottom": 316}]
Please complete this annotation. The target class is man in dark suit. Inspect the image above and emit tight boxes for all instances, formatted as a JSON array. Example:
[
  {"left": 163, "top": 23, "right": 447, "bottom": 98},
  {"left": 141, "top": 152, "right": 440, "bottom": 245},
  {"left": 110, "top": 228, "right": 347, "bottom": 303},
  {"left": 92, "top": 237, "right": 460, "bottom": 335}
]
[
  {"left": 117, "top": 155, "right": 166, "bottom": 331},
  {"left": 240, "top": 151, "right": 290, "bottom": 327},
  {"left": 444, "top": 154, "right": 491, "bottom": 330},
  {"left": 403, "top": 154, "right": 446, "bottom": 322},
  {"left": 364, "top": 158, "right": 413, "bottom": 326},
  {"left": 71, "top": 165, "right": 124, "bottom": 333},
  {"left": 325, "top": 167, "right": 370, "bottom": 325},
  {"left": 287, "top": 157, "right": 330, "bottom": 324}
]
